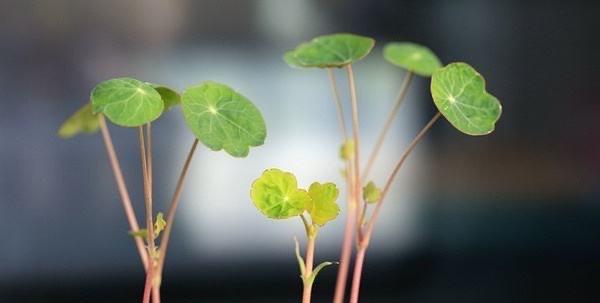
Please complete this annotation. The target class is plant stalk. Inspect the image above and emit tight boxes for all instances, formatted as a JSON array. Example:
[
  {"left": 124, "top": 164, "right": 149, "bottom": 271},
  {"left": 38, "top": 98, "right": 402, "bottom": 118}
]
[
  {"left": 302, "top": 235, "right": 316, "bottom": 303},
  {"left": 349, "top": 247, "right": 367, "bottom": 303},
  {"left": 327, "top": 68, "right": 348, "bottom": 140},
  {"left": 362, "top": 72, "right": 414, "bottom": 181},
  {"left": 98, "top": 115, "right": 149, "bottom": 270},
  {"left": 139, "top": 125, "right": 157, "bottom": 303},
  {"left": 154, "top": 139, "right": 200, "bottom": 289}
]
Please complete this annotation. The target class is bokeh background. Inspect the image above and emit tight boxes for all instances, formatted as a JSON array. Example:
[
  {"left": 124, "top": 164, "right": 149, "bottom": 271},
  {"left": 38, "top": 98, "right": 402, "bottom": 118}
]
[{"left": 1, "top": 0, "right": 599, "bottom": 302}]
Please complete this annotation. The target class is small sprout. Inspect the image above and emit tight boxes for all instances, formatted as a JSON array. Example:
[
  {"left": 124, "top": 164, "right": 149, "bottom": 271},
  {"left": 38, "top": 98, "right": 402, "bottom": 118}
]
[
  {"left": 181, "top": 81, "right": 267, "bottom": 157},
  {"left": 307, "top": 182, "right": 340, "bottom": 226},
  {"left": 339, "top": 139, "right": 355, "bottom": 160},
  {"left": 430, "top": 63, "right": 502, "bottom": 135},
  {"left": 284, "top": 33, "right": 375, "bottom": 68},
  {"left": 129, "top": 229, "right": 148, "bottom": 239},
  {"left": 306, "top": 261, "right": 338, "bottom": 286},
  {"left": 383, "top": 42, "right": 442, "bottom": 77},
  {"left": 294, "top": 236, "right": 306, "bottom": 278},
  {"left": 151, "top": 84, "right": 181, "bottom": 112},
  {"left": 91, "top": 77, "right": 164, "bottom": 127},
  {"left": 57, "top": 103, "right": 100, "bottom": 139},
  {"left": 154, "top": 212, "right": 166, "bottom": 239},
  {"left": 362, "top": 181, "right": 381, "bottom": 204},
  {"left": 250, "top": 169, "right": 311, "bottom": 219}
]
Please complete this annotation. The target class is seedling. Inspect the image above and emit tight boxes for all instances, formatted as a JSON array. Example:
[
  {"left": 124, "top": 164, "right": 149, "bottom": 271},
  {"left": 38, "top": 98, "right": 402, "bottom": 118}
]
[
  {"left": 58, "top": 78, "right": 266, "bottom": 303},
  {"left": 250, "top": 168, "right": 341, "bottom": 303},
  {"left": 284, "top": 33, "right": 502, "bottom": 302}
]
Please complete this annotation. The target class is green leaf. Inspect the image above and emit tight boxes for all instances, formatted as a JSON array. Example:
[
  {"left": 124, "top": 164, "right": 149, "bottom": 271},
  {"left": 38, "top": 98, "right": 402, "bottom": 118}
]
[
  {"left": 383, "top": 42, "right": 442, "bottom": 77},
  {"left": 152, "top": 84, "right": 181, "bottom": 112},
  {"left": 154, "top": 212, "right": 166, "bottom": 239},
  {"left": 182, "top": 81, "right": 267, "bottom": 157},
  {"left": 362, "top": 181, "right": 381, "bottom": 204},
  {"left": 306, "top": 261, "right": 338, "bottom": 286},
  {"left": 91, "top": 77, "right": 164, "bottom": 127},
  {"left": 251, "top": 169, "right": 310, "bottom": 219},
  {"left": 129, "top": 229, "right": 148, "bottom": 239},
  {"left": 430, "top": 63, "right": 502, "bottom": 135},
  {"left": 284, "top": 33, "right": 375, "bottom": 68},
  {"left": 57, "top": 103, "right": 100, "bottom": 139},
  {"left": 339, "top": 139, "right": 355, "bottom": 160},
  {"left": 307, "top": 182, "right": 340, "bottom": 226}
]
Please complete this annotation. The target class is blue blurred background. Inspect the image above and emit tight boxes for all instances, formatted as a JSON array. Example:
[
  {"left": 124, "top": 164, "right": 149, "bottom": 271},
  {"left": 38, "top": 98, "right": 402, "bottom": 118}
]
[{"left": 1, "top": 0, "right": 599, "bottom": 302}]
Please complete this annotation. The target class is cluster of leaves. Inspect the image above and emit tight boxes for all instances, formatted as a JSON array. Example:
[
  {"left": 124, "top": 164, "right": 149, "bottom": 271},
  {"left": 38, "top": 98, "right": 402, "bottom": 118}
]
[{"left": 58, "top": 78, "right": 266, "bottom": 157}]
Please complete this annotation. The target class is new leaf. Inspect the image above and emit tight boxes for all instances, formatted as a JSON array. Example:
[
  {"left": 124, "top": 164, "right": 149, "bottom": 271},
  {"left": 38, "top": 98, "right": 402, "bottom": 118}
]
[
  {"left": 181, "top": 82, "right": 266, "bottom": 157},
  {"left": 383, "top": 42, "right": 442, "bottom": 77},
  {"left": 307, "top": 182, "right": 340, "bottom": 226},
  {"left": 91, "top": 78, "right": 164, "bottom": 127},
  {"left": 284, "top": 33, "right": 375, "bottom": 68},
  {"left": 251, "top": 169, "right": 310, "bottom": 219},
  {"left": 57, "top": 103, "right": 99, "bottom": 139},
  {"left": 430, "top": 63, "right": 502, "bottom": 135}
]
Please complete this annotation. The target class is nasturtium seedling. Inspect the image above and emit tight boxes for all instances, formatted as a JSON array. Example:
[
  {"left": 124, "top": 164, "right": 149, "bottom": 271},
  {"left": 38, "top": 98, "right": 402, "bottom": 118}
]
[
  {"left": 152, "top": 84, "right": 181, "bottom": 112},
  {"left": 251, "top": 169, "right": 311, "bottom": 219},
  {"left": 362, "top": 181, "right": 381, "bottom": 204},
  {"left": 181, "top": 81, "right": 266, "bottom": 157},
  {"left": 91, "top": 77, "right": 164, "bottom": 127},
  {"left": 284, "top": 33, "right": 375, "bottom": 68},
  {"left": 430, "top": 63, "right": 502, "bottom": 135},
  {"left": 57, "top": 103, "right": 99, "bottom": 139},
  {"left": 307, "top": 182, "right": 340, "bottom": 226},
  {"left": 383, "top": 42, "right": 442, "bottom": 77}
]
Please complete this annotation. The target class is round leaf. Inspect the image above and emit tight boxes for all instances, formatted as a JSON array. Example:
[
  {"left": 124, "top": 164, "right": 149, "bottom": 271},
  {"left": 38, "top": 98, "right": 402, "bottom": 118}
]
[
  {"left": 307, "top": 182, "right": 340, "bottom": 226},
  {"left": 181, "top": 81, "right": 266, "bottom": 157},
  {"left": 362, "top": 181, "right": 381, "bottom": 204},
  {"left": 251, "top": 169, "right": 310, "bottom": 219},
  {"left": 91, "top": 78, "right": 164, "bottom": 127},
  {"left": 383, "top": 42, "right": 442, "bottom": 77},
  {"left": 152, "top": 84, "right": 181, "bottom": 112},
  {"left": 284, "top": 33, "right": 375, "bottom": 68},
  {"left": 57, "top": 103, "right": 100, "bottom": 139},
  {"left": 430, "top": 63, "right": 502, "bottom": 135}
]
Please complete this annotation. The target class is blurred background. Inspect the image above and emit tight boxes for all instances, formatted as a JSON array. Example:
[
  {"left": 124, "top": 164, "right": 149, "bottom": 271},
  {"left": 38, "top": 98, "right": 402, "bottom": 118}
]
[{"left": 1, "top": 0, "right": 599, "bottom": 302}]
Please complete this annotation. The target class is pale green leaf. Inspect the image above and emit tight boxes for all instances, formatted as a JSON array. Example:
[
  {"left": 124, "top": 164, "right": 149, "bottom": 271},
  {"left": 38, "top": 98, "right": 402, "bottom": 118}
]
[
  {"left": 430, "top": 63, "right": 502, "bottom": 135},
  {"left": 294, "top": 236, "right": 306, "bottom": 278},
  {"left": 307, "top": 182, "right": 340, "bottom": 226},
  {"left": 383, "top": 42, "right": 442, "bottom": 77},
  {"left": 251, "top": 169, "right": 310, "bottom": 219},
  {"left": 154, "top": 212, "right": 166, "bottom": 239},
  {"left": 284, "top": 33, "right": 375, "bottom": 68},
  {"left": 339, "top": 139, "right": 355, "bottom": 160},
  {"left": 57, "top": 103, "right": 100, "bottom": 139},
  {"left": 362, "top": 181, "right": 381, "bottom": 204},
  {"left": 182, "top": 81, "right": 266, "bottom": 157},
  {"left": 91, "top": 78, "right": 164, "bottom": 127},
  {"left": 306, "top": 261, "right": 338, "bottom": 286},
  {"left": 129, "top": 229, "right": 148, "bottom": 239}
]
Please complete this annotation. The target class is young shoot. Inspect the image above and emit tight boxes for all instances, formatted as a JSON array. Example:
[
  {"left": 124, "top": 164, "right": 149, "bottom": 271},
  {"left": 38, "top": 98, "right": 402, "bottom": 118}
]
[{"left": 250, "top": 168, "right": 340, "bottom": 303}]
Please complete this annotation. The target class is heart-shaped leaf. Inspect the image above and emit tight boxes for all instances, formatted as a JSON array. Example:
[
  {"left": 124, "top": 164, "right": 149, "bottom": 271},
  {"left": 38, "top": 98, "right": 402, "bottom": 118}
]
[
  {"left": 307, "top": 182, "right": 340, "bottom": 226},
  {"left": 284, "top": 33, "right": 375, "bottom": 68},
  {"left": 151, "top": 84, "right": 181, "bottom": 112},
  {"left": 383, "top": 42, "right": 442, "bottom": 77},
  {"left": 362, "top": 181, "right": 381, "bottom": 204},
  {"left": 251, "top": 169, "right": 310, "bottom": 219},
  {"left": 91, "top": 78, "right": 164, "bottom": 127},
  {"left": 430, "top": 63, "right": 502, "bottom": 135},
  {"left": 57, "top": 103, "right": 100, "bottom": 139},
  {"left": 181, "top": 81, "right": 266, "bottom": 157}
]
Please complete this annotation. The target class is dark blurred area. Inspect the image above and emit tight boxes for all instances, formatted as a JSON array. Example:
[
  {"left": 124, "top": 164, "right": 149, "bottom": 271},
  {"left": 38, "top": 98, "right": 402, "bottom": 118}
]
[{"left": 1, "top": 0, "right": 599, "bottom": 302}]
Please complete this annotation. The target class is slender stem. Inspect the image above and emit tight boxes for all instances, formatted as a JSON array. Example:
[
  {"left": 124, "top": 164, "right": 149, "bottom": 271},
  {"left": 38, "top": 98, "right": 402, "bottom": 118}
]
[
  {"left": 346, "top": 64, "right": 362, "bottom": 195},
  {"left": 154, "top": 139, "right": 199, "bottom": 285},
  {"left": 142, "top": 263, "right": 154, "bottom": 303},
  {"left": 362, "top": 72, "right": 414, "bottom": 181},
  {"left": 98, "top": 115, "right": 149, "bottom": 270},
  {"left": 152, "top": 287, "right": 160, "bottom": 303},
  {"left": 145, "top": 123, "right": 161, "bottom": 303},
  {"left": 365, "top": 112, "right": 441, "bottom": 236},
  {"left": 327, "top": 68, "right": 348, "bottom": 140},
  {"left": 349, "top": 247, "right": 367, "bottom": 303},
  {"left": 302, "top": 235, "right": 316, "bottom": 303}
]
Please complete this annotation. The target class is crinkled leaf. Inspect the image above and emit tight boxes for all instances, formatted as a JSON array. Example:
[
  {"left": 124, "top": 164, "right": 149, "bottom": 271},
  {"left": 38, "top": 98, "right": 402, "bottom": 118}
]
[
  {"left": 91, "top": 77, "right": 163, "bottom": 127},
  {"left": 154, "top": 212, "right": 166, "bottom": 239},
  {"left": 152, "top": 84, "right": 181, "bottom": 112},
  {"left": 307, "top": 182, "right": 340, "bottom": 226},
  {"left": 339, "top": 139, "right": 355, "bottom": 160},
  {"left": 284, "top": 33, "right": 375, "bottom": 68},
  {"left": 182, "top": 81, "right": 266, "bottom": 157},
  {"left": 430, "top": 63, "right": 502, "bottom": 135},
  {"left": 251, "top": 169, "right": 310, "bottom": 219},
  {"left": 362, "top": 181, "right": 381, "bottom": 204},
  {"left": 57, "top": 103, "right": 100, "bottom": 139},
  {"left": 383, "top": 42, "right": 442, "bottom": 77}
]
